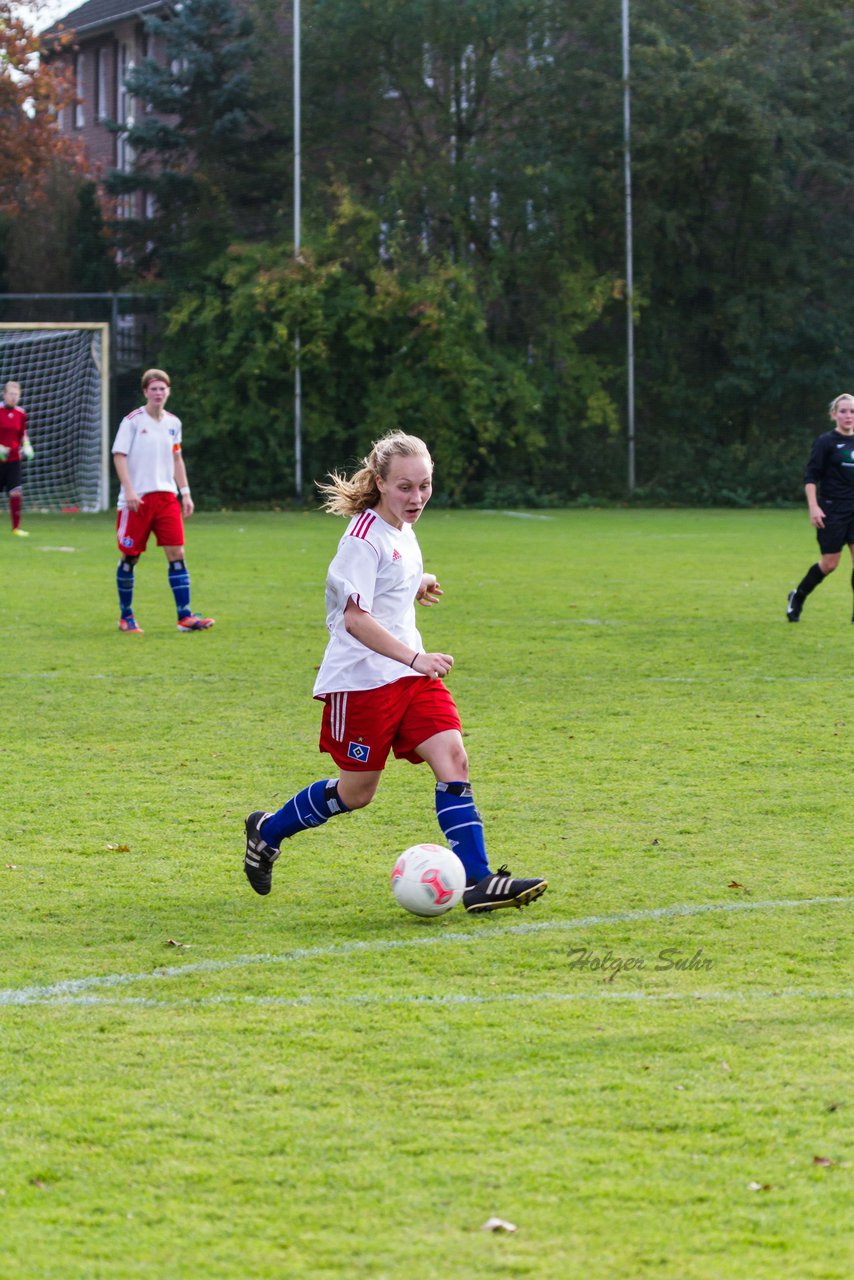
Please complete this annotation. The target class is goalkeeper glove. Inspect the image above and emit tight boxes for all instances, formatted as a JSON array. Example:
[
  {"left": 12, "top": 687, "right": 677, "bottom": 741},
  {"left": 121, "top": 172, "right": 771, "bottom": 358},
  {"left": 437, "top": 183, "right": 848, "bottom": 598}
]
[
  {"left": 21, "top": 440, "right": 34, "bottom": 460},
  {"left": 0, "top": 444, "right": 9, "bottom": 461}
]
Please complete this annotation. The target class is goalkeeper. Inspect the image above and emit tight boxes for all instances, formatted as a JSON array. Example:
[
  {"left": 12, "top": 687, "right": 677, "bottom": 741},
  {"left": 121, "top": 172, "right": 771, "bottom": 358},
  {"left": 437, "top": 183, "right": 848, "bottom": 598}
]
[
  {"left": 111, "top": 368, "right": 214, "bottom": 634},
  {"left": 0, "top": 380, "right": 34, "bottom": 537}
]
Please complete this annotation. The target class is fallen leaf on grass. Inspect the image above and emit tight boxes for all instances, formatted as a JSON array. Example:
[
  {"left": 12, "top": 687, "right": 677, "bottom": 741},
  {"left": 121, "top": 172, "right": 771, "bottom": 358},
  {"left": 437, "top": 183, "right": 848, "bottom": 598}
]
[
  {"left": 812, "top": 1155, "right": 834, "bottom": 1167},
  {"left": 481, "top": 1217, "right": 517, "bottom": 1233},
  {"left": 747, "top": 1181, "right": 772, "bottom": 1192},
  {"left": 106, "top": 843, "right": 130, "bottom": 852},
  {"left": 165, "top": 939, "right": 191, "bottom": 949},
  {"left": 727, "top": 881, "right": 745, "bottom": 889},
  {"left": 5, "top": 864, "right": 18, "bottom": 870}
]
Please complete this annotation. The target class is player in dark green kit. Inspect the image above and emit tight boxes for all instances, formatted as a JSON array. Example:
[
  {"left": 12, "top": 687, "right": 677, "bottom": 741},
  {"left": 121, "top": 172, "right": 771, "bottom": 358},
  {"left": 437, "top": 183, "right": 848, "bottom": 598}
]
[{"left": 787, "top": 393, "right": 854, "bottom": 622}]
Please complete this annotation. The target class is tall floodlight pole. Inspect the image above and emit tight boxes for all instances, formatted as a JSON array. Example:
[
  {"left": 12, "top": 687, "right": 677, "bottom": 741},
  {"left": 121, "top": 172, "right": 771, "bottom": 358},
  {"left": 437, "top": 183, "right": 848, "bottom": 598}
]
[
  {"left": 622, "top": 0, "right": 636, "bottom": 494},
  {"left": 293, "top": 0, "right": 303, "bottom": 497}
]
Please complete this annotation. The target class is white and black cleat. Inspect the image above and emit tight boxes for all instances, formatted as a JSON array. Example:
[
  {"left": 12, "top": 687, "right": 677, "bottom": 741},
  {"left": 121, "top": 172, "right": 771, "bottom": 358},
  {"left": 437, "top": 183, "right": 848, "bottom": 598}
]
[
  {"left": 244, "top": 811, "right": 280, "bottom": 896},
  {"left": 463, "top": 865, "right": 549, "bottom": 913}
]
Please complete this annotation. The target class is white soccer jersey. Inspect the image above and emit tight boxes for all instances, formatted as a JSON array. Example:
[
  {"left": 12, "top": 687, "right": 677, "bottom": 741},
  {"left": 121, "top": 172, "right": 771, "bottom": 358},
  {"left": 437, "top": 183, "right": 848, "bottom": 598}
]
[
  {"left": 313, "top": 508, "right": 425, "bottom": 697},
  {"left": 112, "top": 406, "right": 182, "bottom": 509}
]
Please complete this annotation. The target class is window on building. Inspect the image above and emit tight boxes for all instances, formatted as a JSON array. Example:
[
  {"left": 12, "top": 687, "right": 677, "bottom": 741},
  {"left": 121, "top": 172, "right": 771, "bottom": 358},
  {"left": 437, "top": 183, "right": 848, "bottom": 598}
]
[
  {"left": 118, "top": 43, "right": 134, "bottom": 132},
  {"left": 142, "top": 33, "right": 154, "bottom": 112},
  {"left": 74, "top": 53, "right": 85, "bottom": 128},
  {"left": 94, "top": 47, "right": 108, "bottom": 121},
  {"left": 422, "top": 43, "right": 434, "bottom": 90},
  {"left": 116, "top": 41, "right": 134, "bottom": 213}
]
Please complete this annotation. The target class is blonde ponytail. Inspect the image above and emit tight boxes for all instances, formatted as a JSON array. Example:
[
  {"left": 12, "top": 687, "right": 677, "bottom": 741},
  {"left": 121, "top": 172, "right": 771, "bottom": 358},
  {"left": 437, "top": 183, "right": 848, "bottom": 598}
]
[{"left": 317, "top": 431, "right": 432, "bottom": 516}]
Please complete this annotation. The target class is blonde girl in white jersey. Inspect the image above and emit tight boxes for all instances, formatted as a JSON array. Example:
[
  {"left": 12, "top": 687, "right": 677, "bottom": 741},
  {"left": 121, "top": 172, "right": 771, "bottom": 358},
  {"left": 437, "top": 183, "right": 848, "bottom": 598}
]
[{"left": 243, "top": 430, "right": 548, "bottom": 914}]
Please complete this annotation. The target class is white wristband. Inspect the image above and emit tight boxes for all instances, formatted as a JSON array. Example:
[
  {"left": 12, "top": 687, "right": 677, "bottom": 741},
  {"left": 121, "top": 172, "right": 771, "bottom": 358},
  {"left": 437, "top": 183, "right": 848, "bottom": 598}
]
[{"left": 179, "top": 486, "right": 191, "bottom": 496}]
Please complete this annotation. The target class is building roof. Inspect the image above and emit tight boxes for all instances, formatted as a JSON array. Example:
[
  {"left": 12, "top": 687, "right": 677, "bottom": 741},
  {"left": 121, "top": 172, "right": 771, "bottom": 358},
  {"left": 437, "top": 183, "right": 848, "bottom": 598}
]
[{"left": 43, "top": 0, "right": 166, "bottom": 39}]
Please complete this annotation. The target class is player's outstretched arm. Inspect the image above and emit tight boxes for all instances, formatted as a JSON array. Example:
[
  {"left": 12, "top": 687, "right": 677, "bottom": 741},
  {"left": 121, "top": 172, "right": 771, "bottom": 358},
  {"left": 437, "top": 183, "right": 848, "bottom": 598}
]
[{"left": 343, "top": 598, "right": 453, "bottom": 678}]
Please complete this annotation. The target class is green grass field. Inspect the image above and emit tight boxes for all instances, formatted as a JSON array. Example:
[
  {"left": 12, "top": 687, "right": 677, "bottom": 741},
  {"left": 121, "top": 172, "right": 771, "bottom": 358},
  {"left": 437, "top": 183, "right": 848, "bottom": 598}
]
[{"left": 1, "top": 507, "right": 851, "bottom": 1279}]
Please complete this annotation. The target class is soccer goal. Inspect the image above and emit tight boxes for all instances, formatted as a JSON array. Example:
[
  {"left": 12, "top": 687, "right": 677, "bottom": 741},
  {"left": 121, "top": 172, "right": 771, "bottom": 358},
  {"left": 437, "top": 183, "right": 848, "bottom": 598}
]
[{"left": 0, "top": 323, "right": 110, "bottom": 512}]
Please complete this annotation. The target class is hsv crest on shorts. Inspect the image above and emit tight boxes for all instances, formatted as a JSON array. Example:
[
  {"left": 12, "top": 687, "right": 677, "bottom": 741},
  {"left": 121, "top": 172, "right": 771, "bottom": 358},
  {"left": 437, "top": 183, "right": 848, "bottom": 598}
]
[{"left": 347, "top": 741, "right": 370, "bottom": 763}]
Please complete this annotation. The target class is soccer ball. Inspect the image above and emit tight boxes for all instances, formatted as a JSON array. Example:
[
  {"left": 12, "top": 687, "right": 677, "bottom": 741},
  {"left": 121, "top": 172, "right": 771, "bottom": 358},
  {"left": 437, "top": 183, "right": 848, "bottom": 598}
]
[{"left": 391, "top": 843, "right": 466, "bottom": 917}]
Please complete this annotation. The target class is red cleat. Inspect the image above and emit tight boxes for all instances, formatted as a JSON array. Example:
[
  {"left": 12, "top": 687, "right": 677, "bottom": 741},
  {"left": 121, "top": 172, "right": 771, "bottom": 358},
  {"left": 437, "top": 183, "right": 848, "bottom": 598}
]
[{"left": 177, "top": 613, "right": 215, "bottom": 631}]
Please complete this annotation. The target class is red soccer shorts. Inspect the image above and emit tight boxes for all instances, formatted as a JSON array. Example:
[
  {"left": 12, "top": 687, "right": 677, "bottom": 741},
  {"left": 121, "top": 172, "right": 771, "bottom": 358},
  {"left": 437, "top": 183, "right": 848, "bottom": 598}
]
[
  {"left": 318, "top": 675, "right": 462, "bottom": 771},
  {"left": 116, "top": 491, "right": 185, "bottom": 555}
]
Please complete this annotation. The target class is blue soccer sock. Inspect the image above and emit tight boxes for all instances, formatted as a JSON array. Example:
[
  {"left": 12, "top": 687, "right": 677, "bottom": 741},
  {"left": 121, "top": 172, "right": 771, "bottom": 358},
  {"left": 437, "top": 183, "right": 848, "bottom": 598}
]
[
  {"left": 168, "top": 559, "right": 192, "bottom": 618},
  {"left": 261, "top": 779, "right": 350, "bottom": 849},
  {"left": 117, "top": 558, "right": 136, "bottom": 618},
  {"left": 435, "top": 781, "right": 490, "bottom": 884}
]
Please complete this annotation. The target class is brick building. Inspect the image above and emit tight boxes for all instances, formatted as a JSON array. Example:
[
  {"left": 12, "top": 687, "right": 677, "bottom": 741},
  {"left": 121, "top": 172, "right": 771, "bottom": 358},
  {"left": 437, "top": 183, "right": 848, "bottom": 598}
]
[{"left": 44, "top": 0, "right": 169, "bottom": 196}]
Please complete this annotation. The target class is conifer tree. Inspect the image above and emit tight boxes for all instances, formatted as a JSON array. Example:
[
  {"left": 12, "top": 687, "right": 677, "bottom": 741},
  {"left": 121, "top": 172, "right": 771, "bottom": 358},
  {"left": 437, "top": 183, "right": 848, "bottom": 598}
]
[{"left": 106, "top": 0, "right": 273, "bottom": 281}]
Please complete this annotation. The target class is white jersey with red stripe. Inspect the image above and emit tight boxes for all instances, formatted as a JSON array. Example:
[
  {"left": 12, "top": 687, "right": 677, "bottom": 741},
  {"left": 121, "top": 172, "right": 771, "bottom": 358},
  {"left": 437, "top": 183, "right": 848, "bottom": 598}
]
[
  {"left": 313, "top": 508, "right": 425, "bottom": 697},
  {"left": 112, "top": 406, "right": 182, "bottom": 509}
]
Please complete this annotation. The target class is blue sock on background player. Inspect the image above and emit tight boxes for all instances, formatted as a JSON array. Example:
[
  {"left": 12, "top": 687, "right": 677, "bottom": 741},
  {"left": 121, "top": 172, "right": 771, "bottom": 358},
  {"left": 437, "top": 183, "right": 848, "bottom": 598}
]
[
  {"left": 435, "top": 781, "right": 490, "bottom": 883},
  {"left": 117, "top": 558, "right": 136, "bottom": 618},
  {"left": 168, "top": 559, "right": 192, "bottom": 617},
  {"left": 261, "top": 780, "right": 350, "bottom": 848}
]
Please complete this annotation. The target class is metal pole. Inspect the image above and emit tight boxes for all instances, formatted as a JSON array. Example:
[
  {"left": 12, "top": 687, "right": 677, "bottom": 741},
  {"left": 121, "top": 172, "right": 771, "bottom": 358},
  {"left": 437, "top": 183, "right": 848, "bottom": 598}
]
[
  {"left": 293, "top": 0, "right": 303, "bottom": 498},
  {"left": 622, "top": 0, "right": 636, "bottom": 494}
]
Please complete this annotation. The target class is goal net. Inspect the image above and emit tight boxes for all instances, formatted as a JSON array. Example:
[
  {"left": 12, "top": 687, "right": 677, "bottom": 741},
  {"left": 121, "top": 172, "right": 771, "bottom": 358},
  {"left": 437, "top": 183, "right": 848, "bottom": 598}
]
[{"left": 0, "top": 324, "right": 110, "bottom": 512}]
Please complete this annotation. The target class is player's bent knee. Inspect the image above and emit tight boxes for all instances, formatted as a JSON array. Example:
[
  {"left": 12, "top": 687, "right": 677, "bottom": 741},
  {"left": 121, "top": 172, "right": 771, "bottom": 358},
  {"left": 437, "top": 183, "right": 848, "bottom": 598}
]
[
  {"left": 443, "top": 747, "right": 469, "bottom": 779},
  {"left": 435, "top": 734, "right": 468, "bottom": 778}
]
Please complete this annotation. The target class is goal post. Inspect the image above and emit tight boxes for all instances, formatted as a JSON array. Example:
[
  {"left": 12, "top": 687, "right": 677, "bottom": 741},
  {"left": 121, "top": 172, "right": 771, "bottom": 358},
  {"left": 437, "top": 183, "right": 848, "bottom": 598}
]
[{"left": 0, "top": 323, "right": 110, "bottom": 512}]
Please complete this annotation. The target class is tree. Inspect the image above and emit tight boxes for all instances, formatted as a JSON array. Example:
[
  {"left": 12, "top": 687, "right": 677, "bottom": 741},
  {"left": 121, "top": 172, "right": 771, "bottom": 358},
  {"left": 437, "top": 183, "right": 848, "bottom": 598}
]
[
  {"left": 158, "top": 187, "right": 548, "bottom": 505},
  {"left": 0, "top": 2, "right": 81, "bottom": 217},
  {"left": 106, "top": 0, "right": 279, "bottom": 282},
  {"left": 290, "top": 0, "right": 622, "bottom": 492},
  {"left": 616, "top": 0, "right": 854, "bottom": 498},
  {"left": 109, "top": 0, "right": 854, "bottom": 502},
  {"left": 70, "top": 182, "right": 119, "bottom": 291}
]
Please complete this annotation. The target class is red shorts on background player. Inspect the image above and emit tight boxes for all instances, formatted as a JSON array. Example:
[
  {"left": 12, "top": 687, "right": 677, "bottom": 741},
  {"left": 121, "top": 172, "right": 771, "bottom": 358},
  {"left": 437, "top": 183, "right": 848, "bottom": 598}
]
[
  {"left": 111, "top": 368, "right": 214, "bottom": 635},
  {"left": 242, "top": 430, "right": 549, "bottom": 914}
]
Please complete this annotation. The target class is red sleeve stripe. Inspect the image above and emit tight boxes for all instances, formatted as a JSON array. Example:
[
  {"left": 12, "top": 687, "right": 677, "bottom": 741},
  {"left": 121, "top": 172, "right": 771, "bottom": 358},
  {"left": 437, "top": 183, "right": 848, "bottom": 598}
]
[{"left": 349, "top": 511, "right": 376, "bottom": 540}]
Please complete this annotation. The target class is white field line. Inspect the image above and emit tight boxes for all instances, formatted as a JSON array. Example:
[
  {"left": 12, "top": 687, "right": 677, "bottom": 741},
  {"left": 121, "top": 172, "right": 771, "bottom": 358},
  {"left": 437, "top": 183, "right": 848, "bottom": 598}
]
[
  {"left": 0, "top": 895, "right": 849, "bottom": 1009},
  {"left": 475, "top": 510, "right": 554, "bottom": 521},
  {"left": 6, "top": 673, "right": 846, "bottom": 684},
  {"left": 21, "top": 988, "right": 854, "bottom": 1011}
]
